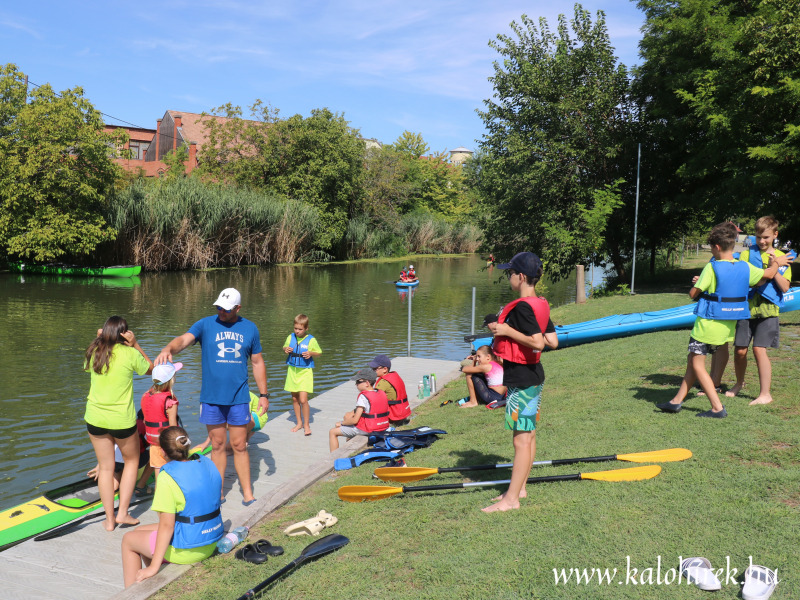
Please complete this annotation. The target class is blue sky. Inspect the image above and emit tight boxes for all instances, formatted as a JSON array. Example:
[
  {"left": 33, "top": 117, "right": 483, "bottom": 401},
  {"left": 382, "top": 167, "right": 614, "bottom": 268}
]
[{"left": 2, "top": 1, "right": 645, "bottom": 154}]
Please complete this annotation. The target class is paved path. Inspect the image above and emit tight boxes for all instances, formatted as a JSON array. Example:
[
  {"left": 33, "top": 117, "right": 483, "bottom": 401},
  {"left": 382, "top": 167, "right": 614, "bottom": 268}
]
[{"left": 0, "top": 357, "right": 460, "bottom": 600}]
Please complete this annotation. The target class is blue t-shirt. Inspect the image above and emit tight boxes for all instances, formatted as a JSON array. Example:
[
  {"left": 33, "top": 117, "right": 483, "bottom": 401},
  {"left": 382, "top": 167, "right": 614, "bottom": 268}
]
[{"left": 188, "top": 315, "right": 262, "bottom": 406}]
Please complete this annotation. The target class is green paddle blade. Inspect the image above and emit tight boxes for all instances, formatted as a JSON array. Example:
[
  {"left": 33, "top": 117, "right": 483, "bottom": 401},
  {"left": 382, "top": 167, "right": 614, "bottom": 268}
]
[
  {"left": 616, "top": 448, "right": 692, "bottom": 463},
  {"left": 580, "top": 465, "right": 661, "bottom": 482}
]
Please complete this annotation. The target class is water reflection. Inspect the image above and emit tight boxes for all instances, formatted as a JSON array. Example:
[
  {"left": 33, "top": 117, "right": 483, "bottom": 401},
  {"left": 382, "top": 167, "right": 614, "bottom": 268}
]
[{"left": 0, "top": 256, "right": 594, "bottom": 507}]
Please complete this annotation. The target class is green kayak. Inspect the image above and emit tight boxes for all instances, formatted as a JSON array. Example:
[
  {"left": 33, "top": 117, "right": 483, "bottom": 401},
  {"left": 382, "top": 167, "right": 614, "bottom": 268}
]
[{"left": 8, "top": 263, "right": 142, "bottom": 278}]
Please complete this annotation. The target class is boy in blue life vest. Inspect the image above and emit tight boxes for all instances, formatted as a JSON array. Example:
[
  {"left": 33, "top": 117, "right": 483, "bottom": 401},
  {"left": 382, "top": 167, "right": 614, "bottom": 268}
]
[
  {"left": 725, "top": 216, "right": 794, "bottom": 405},
  {"left": 283, "top": 314, "right": 322, "bottom": 436},
  {"left": 658, "top": 222, "right": 781, "bottom": 418},
  {"left": 483, "top": 252, "right": 558, "bottom": 513}
]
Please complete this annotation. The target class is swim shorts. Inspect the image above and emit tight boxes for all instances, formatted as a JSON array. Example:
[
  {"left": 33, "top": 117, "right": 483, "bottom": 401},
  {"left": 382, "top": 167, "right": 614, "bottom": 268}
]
[
  {"left": 86, "top": 422, "right": 138, "bottom": 439},
  {"left": 734, "top": 316, "right": 780, "bottom": 349},
  {"left": 687, "top": 337, "right": 720, "bottom": 356},
  {"left": 149, "top": 445, "right": 168, "bottom": 469},
  {"left": 199, "top": 402, "right": 250, "bottom": 426},
  {"left": 339, "top": 425, "right": 369, "bottom": 438},
  {"left": 505, "top": 384, "right": 543, "bottom": 432}
]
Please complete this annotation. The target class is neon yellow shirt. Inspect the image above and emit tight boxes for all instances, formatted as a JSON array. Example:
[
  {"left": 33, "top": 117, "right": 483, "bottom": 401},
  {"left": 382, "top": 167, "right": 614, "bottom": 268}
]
[
  {"left": 690, "top": 260, "right": 765, "bottom": 345},
  {"left": 740, "top": 249, "right": 792, "bottom": 318},
  {"left": 85, "top": 345, "right": 150, "bottom": 429},
  {"left": 152, "top": 470, "right": 217, "bottom": 564}
]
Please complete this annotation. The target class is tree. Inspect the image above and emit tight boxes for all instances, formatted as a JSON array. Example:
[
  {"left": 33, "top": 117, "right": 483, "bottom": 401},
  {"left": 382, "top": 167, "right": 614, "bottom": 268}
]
[
  {"left": 0, "top": 63, "right": 123, "bottom": 261},
  {"left": 199, "top": 103, "right": 364, "bottom": 251},
  {"left": 393, "top": 131, "right": 429, "bottom": 159},
  {"left": 474, "top": 6, "right": 635, "bottom": 279}
]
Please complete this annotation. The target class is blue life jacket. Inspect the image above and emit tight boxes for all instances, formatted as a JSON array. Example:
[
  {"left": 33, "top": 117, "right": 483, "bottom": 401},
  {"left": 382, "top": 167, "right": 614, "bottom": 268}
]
[
  {"left": 746, "top": 247, "right": 796, "bottom": 308},
  {"left": 694, "top": 260, "right": 751, "bottom": 320},
  {"left": 161, "top": 455, "right": 224, "bottom": 549},
  {"left": 285, "top": 333, "right": 315, "bottom": 368}
]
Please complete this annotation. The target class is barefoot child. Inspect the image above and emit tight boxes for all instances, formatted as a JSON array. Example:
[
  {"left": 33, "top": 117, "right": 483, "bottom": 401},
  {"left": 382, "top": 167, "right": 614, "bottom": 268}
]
[
  {"left": 657, "top": 222, "right": 780, "bottom": 417},
  {"left": 727, "top": 216, "right": 794, "bottom": 404},
  {"left": 483, "top": 252, "right": 558, "bottom": 513},
  {"left": 283, "top": 314, "right": 322, "bottom": 436},
  {"left": 329, "top": 368, "right": 390, "bottom": 451},
  {"left": 458, "top": 345, "right": 507, "bottom": 408},
  {"left": 141, "top": 361, "right": 182, "bottom": 481}
]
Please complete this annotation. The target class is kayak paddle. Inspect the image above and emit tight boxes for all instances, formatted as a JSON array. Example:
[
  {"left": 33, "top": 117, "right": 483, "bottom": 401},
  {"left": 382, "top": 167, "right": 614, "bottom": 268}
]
[
  {"left": 374, "top": 447, "right": 691, "bottom": 483},
  {"left": 235, "top": 534, "right": 350, "bottom": 599},
  {"left": 339, "top": 464, "right": 662, "bottom": 502}
]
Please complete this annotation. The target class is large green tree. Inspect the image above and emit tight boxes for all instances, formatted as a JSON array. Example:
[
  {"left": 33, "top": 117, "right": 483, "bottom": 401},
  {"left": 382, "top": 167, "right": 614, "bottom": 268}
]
[
  {"left": 474, "top": 6, "right": 635, "bottom": 279},
  {"left": 199, "top": 103, "right": 364, "bottom": 251},
  {"left": 0, "top": 64, "right": 123, "bottom": 261}
]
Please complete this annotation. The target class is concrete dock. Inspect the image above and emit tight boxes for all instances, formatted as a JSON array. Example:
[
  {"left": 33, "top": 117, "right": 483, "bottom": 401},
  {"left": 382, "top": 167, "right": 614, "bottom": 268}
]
[{"left": 0, "top": 357, "right": 460, "bottom": 600}]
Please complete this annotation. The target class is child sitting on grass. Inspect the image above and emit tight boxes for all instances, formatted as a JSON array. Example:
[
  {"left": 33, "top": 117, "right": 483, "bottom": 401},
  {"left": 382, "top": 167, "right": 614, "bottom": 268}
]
[
  {"left": 657, "top": 222, "right": 779, "bottom": 418},
  {"left": 458, "top": 345, "right": 506, "bottom": 408},
  {"left": 329, "top": 368, "right": 390, "bottom": 452}
]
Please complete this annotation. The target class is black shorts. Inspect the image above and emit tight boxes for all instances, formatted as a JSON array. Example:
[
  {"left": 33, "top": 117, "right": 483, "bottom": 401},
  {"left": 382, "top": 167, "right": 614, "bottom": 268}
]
[
  {"left": 734, "top": 317, "right": 780, "bottom": 349},
  {"left": 86, "top": 422, "right": 138, "bottom": 439}
]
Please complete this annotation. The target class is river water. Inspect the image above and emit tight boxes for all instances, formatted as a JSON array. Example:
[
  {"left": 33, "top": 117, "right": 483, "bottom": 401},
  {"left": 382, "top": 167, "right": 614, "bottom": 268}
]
[{"left": 0, "top": 255, "right": 590, "bottom": 507}]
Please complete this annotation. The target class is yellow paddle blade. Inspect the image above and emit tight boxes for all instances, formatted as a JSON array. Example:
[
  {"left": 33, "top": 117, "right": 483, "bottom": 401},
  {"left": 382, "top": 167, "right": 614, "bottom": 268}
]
[
  {"left": 373, "top": 467, "right": 439, "bottom": 483},
  {"left": 581, "top": 465, "right": 661, "bottom": 482},
  {"left": 617, "top": 448, "right": 692, "bottom": 463},
  {"left": 338, "top": 485, "right": 404, "bottom": 502}
]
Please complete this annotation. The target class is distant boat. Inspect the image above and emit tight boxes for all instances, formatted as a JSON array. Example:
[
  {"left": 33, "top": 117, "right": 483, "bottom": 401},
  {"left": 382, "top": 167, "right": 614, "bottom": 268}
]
[
  {"left": 395, "top": 279, "right": 419, "bottom": 288},
  {"left": 467, "top": 286, "right": 800, "bottom": 351},
  {"left": 8, "top": 263, "right": 142, "bottom": 278}
]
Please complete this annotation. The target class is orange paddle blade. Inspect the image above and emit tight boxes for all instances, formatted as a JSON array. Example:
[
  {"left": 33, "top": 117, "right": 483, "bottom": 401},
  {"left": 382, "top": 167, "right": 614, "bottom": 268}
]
[
  {"left": 338, "top": 485, "right": 404, "bottom": 502},
  {"left": 616, "top": 448, "right": 692, "bottom": 463},
  {"left": 580, "top": 465, "right": 661, "bottom": 482},
  {"left": 373, "top": 467, "right": 439, "bottom": 483}
]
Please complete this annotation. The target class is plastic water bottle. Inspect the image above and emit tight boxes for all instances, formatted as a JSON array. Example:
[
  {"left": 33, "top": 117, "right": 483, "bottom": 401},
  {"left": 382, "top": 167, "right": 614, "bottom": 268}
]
[
  {"left": 418, "top": 381, "right": 424, "bottom": 399},
  {"left": 216, "top": 526, "right": 249, "bottom": 554},
  {"left": 422, "top": 375, "right": 430, "bottom": 397}
]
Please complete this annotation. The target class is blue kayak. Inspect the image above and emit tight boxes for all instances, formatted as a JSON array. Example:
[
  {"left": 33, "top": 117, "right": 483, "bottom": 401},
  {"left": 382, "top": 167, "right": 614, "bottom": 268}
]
[
  {"left": 395, "top": 279, "right": 419, "bottom": 288},
  {"left": 469, "top": 286, "right": 800, "bottom": 351}
]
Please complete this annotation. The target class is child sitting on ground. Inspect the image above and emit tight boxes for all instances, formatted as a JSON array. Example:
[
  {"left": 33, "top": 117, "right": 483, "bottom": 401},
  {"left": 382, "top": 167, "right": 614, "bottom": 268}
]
[
  {"left": 141, "top": 362, "right": 182, "bottom": 480},
  {"left": 329, "top": 368, "right": 390, "bottom": 452},
  {"left": 459, "top": 345, "right": 507, "bottom": 408},
  {"left": 726, "top": 216, "right": 794, "bottom": 405},
  {"left": 283, "top": 314, "right": 322, "bottom": 436},
  {"left": 657, "top": 222, "right": 779, "bottom": 418}
]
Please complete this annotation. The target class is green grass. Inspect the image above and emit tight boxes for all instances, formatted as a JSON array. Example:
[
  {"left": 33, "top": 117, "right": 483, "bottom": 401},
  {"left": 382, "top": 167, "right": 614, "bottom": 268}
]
[{"left": 154, "top": 257, "right": 800, "bottom": 600}]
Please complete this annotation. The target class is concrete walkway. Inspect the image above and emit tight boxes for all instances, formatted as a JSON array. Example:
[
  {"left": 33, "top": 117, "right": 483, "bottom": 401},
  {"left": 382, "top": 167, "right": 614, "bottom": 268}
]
[{"left": 0, "top": 357, "right": 460, "bottom": 600}]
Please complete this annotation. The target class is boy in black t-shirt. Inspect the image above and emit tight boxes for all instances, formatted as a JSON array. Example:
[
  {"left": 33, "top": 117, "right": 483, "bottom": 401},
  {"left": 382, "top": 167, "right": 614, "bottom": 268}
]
[{"left": 483, "top": 252, "right": 558, "bottom": 513}]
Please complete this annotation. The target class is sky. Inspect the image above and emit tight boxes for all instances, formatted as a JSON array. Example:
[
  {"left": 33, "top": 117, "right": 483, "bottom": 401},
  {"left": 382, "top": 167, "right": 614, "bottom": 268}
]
[{"left": 1, "top": 1, "right": 646, "bottom": 155}]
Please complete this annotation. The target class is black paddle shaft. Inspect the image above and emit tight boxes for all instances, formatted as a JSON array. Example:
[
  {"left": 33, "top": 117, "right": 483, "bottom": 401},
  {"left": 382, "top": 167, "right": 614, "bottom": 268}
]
[{"left": 403, "top": 472, "right": 582, "bottom": 493}]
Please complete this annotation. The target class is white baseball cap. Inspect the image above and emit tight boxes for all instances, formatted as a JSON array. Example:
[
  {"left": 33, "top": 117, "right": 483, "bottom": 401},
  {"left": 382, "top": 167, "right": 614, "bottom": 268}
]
[
  {"left": 152, "top": 361, "right": 183, "bottom": 385},
  {"left": 213, "top": 287, "right": 241, "bottom": 310}
]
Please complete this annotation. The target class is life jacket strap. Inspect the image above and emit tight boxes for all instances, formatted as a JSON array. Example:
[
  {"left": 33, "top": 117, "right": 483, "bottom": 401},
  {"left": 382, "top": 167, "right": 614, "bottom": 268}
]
[
  {"left": 700, "top": 293, "right": 747, "bottom": 303},
  {"left": 362, "top": 411, "right": 390, "bottom": 419},
  {"left": 145, "top": 419, "right": 170, "bottom": 427},
  {"left": 175, "top": 508, "right": 221, "bottom": 524}
]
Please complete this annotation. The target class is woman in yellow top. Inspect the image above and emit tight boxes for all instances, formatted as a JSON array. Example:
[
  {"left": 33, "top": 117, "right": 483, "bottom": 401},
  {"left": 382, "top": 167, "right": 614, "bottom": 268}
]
[{"left": 84, "top": 316, "right": 153, "bottom": 531}]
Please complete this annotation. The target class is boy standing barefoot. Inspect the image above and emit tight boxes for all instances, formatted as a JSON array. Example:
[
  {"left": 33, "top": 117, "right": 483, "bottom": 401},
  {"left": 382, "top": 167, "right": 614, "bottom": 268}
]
[
  {"left": 483, "top": 252, "right": 557, "bottom": 513},
  {"left": 727, "top": 217, "right": 794, "bottom": 404}
]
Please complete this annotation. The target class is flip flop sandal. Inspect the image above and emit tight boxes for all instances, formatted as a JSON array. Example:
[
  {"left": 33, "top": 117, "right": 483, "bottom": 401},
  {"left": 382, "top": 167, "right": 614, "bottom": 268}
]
[
  {"left": 742, "top": 564, "right": 777, "bottom": 600},
  {"left": 283, "top": 517, "right": 326, "bottom": 536},
  {"left": 680, "top": 557, "right": 721, "bottom": 591},
  {"left": 235, "top": 543, "right": 268, "bottom": 564},
  {"left": 253, "top": 539, "right": 284, "bottom": 557}
]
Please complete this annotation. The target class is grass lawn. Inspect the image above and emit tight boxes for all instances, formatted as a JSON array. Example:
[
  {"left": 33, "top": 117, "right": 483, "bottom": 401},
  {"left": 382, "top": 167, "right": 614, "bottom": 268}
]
[{"left": 154, "top": 254, "right": 800, "bottom": 600}]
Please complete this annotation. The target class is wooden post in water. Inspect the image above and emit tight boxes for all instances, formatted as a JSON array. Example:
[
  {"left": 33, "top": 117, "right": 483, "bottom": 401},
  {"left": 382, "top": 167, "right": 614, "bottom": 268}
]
[{"left": 576, "top": 265, "right": 586, "bottom": 304}]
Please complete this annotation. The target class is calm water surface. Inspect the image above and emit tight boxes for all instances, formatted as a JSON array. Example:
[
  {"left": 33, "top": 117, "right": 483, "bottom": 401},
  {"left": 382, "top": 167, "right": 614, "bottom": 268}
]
[{"left": 0, "top": 255, "right": 590, "bottom": 507}]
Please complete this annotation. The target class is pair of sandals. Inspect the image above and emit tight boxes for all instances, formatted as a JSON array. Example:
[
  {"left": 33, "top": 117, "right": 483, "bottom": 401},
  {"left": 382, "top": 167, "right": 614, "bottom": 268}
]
[
  {"left": 681, "top": 557, "right": 777, "bottom": 599},
  {"left": 283, "top": 510, "right": 338, "bottom": 536},
  {"left": 234, "top": 539, "right": 284, "bottom": 564}
]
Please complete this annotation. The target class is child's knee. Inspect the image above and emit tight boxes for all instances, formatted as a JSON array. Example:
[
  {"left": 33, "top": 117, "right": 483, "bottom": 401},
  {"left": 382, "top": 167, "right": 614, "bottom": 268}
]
[{"left": 735, "top": 346, "right": 749, "bottom": 358}]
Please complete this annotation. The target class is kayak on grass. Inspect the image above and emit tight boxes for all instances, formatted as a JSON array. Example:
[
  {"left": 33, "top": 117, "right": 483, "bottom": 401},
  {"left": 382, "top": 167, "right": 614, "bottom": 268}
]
[
  {"left": 8, "top": 263, "right": 142, "bottom": 278},
  {"left": 466, "top": 286, "right": 800, "bottom": 351}
]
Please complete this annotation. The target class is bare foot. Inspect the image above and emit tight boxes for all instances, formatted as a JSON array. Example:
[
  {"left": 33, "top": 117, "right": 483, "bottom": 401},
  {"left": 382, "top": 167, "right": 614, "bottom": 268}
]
[
  {"left": 482, "top": 498, "right": 520, "bottom": 512},
  {"left": 290, "top": 424, "right": 303, "bottom": 433},
  {"left": 115, "top": 513, "right": 139, "bottom": 526},
  {"left": 491, "top": 489, "right": 527, "bottom": 502},
  {"left": 102, "top": 518, "right": 117, "bottom": 532},
  {"left": 459, "top": 400, "right": 478, "bottom": 408},
  {"left": 749, "top": 395, "right": 773, "bottom": 405},
  {"left": 304, "top": 428, "right": 312, "bottom": 436},
  {"left": 725, "top": 383, "right": 744, "bottom": 398},
  {"left": 697, "top": 386, "right": 721, "bottom": 397}
]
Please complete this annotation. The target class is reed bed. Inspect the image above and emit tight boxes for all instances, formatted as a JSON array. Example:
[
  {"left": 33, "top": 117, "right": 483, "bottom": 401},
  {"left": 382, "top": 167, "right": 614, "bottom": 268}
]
[{"left": 102, "top": 178, "right": 319, "bottom": 270}]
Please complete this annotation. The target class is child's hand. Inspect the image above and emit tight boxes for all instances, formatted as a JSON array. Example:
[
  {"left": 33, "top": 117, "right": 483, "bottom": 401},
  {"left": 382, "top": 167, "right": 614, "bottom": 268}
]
[
  {"left": 120, "top": 330, "right": 136, "bottom": 346},
  {"left": 301, "top": 351, "right": 311, "bottom": 358},
  {"left": 692, "top": 275, "right": 699, "bottom": 284},
  {"left": 87, "top": 465, "right": 99, "bottom": 480},
  {"left": 283, "top": 346, "right": 292, "bottom": 354}
]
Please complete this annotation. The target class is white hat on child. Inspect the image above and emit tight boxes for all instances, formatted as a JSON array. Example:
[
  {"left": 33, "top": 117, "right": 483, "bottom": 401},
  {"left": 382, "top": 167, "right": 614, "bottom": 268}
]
[{"left": 152, "top": 362, "right": 183, "bottom": 385}]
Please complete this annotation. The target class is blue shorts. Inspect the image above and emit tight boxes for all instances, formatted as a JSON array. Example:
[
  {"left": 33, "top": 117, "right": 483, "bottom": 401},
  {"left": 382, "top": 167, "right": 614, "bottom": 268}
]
[{"left": 199, "top": 402, "right": 251, "bottom": 426}]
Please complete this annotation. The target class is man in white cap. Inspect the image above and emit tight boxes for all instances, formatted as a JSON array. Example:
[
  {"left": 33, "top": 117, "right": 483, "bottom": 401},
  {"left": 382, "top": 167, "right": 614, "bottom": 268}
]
[{"left": 155, "top": 287, "right": 268, "bottom": 506}]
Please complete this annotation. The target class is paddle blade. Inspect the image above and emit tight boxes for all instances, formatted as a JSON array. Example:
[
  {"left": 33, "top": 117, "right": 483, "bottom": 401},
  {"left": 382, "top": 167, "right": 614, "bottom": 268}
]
[
  {"left": 373, "top": 466, "right": 439, "bottom": 483},
  {"left": 338, "top": 485, "right": 404, "bottom": 502},
  {"left": 299, "top": 533, "right": 350, "bottom": 560},
  {"left": 616, "top": 448, "right": 692, "bottom": 463},
  {"left": 580, "top": 465, "right": 661, "bottom": 482}
]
